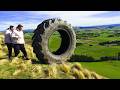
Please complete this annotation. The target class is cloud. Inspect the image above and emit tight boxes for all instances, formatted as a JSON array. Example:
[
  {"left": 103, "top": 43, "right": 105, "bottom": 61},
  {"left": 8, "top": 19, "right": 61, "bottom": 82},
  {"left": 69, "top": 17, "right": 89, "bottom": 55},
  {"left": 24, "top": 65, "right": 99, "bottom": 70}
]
[
  {"left": 26, "top": 11, "right": 120, "bottom": 26},
  {"left": 28, "top": 11, "right": 106, "bottom": 17},
  {"left": 0, "top": 11, "right": 120, "bottom": 31},
  {"left": 0, "top": 20, "right": 38, "bottom": 31},
  {"left": 92, "top": 11, "right": 120, "bottom": 18}
]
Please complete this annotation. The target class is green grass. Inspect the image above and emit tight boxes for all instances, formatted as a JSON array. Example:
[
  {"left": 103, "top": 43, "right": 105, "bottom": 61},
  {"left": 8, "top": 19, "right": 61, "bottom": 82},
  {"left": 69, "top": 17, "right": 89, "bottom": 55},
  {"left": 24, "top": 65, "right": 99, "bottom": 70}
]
[
  {"left": 0, "top": 59, "right": 104, "bottom": 79},
  {"left": 1, "top": 29, "right": 120, "bottom": 79},
  {"left": 46, "top": 30, "right": 120, "bottom": 79},
  {"left": 75, "top": 45, "right": 120, "bottom": 60},
  {"left": 81, "top": 61, "right": 120, "bottom": 79},
  {"left": 48, "top": 32, "right": 61, "bottom": 52},
  {"left": 47, "top": 31, "right": 120, "bottom": 60}
]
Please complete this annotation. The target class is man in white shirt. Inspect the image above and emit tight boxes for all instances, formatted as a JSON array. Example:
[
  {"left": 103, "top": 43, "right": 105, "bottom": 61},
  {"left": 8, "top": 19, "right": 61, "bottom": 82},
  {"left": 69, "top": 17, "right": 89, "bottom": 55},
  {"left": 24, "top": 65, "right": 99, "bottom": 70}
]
[
  {"left": 4, "top": 25, "right": 14, "bottom": 60},
  {"left": 11, "top": 24, "right": 29, "bottom": 60}
]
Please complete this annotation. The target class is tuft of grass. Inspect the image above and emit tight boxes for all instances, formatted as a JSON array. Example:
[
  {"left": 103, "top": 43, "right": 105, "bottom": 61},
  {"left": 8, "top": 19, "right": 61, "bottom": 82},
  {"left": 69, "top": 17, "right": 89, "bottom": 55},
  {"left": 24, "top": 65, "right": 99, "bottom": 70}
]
[
  {"left": 16, "top": 63, "right": 28, "bottom": 71},
  {"left": 71, "top": 63, "right": 83, "bottom": 71},
  {"left": 0, "top": 45, "right": 2, "bottom": 50},
  {"left": 58, "top": 63, "right": 71, "bottom": 74},
  {"left": 10, "top": 57, "right": 23, "bottom": 66},
  {"left": 31, "top": 65, "right": 43, "bottom": 78},
  {"left": 0, "top": 59, "right": 9, "bottom": 65},
  {"left": 0, "top": 70, "right": 12, "bottom": 79},
  {"left": 71, "top": 68, "right": 85, "bottom": 79},
  {"left": 13, "top": 70, "right": 22, "bottom": 76},
  {"left": 91, "top": 71, "right": 103, "bottom": 79},
  {"left": 0, "top": 48, "right": 6, "bottom": 58},
  {"left": 82, "top": 69, "right": 92, "bottom": 79},
  {"left": 25, "top": 44, "right": 36, "bottom": 59},
  {"left": 44, "top": 64, "right": 58, "bottom": 78},
  {"left": 2, "top": 46, "right": 8, "bottom": 53}
]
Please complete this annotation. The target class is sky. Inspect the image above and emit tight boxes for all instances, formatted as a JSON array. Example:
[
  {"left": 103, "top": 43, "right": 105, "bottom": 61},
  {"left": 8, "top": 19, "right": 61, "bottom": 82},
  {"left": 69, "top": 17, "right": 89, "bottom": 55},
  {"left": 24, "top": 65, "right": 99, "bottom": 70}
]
[{"left": 0, "top": 11, "right": 120, "bottom": 31}]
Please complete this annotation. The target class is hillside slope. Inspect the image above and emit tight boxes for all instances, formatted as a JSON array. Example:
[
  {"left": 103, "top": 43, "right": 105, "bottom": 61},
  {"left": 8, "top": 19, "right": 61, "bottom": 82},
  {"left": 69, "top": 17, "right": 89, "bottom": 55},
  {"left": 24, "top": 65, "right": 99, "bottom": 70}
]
[{"left": 0, "top": 34, "right": 106, "bottom": 79}]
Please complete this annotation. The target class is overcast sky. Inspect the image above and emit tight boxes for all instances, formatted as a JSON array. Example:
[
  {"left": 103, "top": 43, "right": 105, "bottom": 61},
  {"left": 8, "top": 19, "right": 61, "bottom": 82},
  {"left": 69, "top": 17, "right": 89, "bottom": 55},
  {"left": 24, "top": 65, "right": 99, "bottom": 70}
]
[{"left": 0, "top": 11, "right": 120, "bottom": 31}]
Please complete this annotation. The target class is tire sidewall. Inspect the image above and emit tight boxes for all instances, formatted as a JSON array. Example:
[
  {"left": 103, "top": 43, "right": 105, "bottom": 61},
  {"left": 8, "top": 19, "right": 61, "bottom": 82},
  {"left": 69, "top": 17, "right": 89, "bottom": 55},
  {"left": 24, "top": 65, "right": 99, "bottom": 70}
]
[{"left": 41, "top": 23, "right": 76, "bottom": 63}]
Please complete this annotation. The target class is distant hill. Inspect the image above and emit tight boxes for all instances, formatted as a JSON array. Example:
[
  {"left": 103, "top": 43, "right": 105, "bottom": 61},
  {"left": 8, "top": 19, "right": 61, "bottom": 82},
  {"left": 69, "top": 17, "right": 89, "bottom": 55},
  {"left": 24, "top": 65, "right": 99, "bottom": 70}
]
[
  {"left": 74, "top": 24, "right": 120, "bottom": 30},
  {"left": 0, "top": 29, "right": 35, "bottom": 33},
  {"left": 1, "top": 24, "right": 120, "bottom": 32},
  {"left": 24, "top": 29, "right": 34, "bottom": 33}
]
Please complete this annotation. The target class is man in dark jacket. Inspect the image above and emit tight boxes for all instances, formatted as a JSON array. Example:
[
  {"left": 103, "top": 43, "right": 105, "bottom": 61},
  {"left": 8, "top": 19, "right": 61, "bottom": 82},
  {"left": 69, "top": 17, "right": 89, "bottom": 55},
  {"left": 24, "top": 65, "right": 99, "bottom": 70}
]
[{"left": 4, "top": 25, "right": 14, "bottom": 60}]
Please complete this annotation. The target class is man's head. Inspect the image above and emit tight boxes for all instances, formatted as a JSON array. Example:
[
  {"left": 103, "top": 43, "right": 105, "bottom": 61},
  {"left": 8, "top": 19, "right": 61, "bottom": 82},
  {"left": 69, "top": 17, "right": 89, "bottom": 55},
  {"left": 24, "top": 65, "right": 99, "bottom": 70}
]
[
  {"left": 16, "top": 24, "right": 23, "bottom": 31},
  {"left": 9, "top": 25, "right": 14, "bottom": 31}
]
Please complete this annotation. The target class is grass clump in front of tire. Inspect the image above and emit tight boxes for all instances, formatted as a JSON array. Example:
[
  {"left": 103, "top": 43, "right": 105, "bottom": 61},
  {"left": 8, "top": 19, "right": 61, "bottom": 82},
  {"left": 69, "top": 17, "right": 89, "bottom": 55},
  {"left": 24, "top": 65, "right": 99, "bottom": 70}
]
[
  {"left": 44, "top": 64, "right": 58, "bottom": 78},
  {"left": 71, "top": 68, "right": 85, "bottom": 79}
]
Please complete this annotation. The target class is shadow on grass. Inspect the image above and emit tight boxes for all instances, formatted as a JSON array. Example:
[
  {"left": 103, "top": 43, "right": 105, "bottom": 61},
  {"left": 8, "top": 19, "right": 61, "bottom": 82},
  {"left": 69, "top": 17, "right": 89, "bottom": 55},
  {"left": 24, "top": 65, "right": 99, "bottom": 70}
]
[
  {"left": 0, "top": 57, "right": 7, "bottom": 59},
  {"left": 69, "top": 55, "right": 97, "bottom": 62},
  {"left": 29, "top": 53, "right": 120, "bottom": 64},
  {"left": 31, "top": 59, "right": 46, "bottom": 64},
  {"left": 69, "top": 55, "right": 120, "bottom": 62}
]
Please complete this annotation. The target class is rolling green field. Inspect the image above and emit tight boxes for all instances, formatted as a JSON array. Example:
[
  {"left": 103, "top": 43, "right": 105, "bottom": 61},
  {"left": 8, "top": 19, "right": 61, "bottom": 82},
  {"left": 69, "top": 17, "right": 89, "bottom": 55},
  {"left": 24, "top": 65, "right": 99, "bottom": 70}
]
[
  {"left": 48, "top": 30, "right": 120, "bottom": 79},
  {"left": 81, "top": 61, "right": 120, "bottom": 79},
  {"left": 1, "top": 29, "right": 120, "bottom": 79}
]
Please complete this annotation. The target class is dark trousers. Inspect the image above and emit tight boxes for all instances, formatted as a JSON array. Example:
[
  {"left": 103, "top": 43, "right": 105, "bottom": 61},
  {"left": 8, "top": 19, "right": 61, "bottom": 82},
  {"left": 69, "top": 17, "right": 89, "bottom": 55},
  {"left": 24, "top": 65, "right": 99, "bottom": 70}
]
[
  {"left": 14, "top": 44, "right": 28, "bottom": 57},
  {"left": 6, "top": 43, "right": 13, "bottom": 58}
]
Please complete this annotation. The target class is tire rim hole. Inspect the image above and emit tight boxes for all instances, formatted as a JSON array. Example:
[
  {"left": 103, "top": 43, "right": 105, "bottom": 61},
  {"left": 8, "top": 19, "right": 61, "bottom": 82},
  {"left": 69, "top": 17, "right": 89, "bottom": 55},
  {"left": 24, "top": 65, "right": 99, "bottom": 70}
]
[{"left": 48, "top": 29, "right": 70, "bottom": 55}]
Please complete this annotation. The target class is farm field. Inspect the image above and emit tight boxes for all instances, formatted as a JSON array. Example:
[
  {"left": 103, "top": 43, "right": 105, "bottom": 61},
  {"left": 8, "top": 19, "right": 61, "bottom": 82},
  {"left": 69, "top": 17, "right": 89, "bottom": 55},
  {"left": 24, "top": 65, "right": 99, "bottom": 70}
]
[{"left": 48, "top": 29, "right": 120, "bottom": 79}]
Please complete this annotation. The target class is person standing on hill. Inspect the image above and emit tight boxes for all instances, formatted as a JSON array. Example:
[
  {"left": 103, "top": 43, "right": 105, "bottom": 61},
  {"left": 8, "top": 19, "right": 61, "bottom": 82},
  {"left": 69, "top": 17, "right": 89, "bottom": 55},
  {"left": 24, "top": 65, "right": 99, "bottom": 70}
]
[
  {"left": 4, "top": 25, "right": 14, "bottom": 60},
  {"left": 11, "top": 24, "right": 29, "bottom": 60}
]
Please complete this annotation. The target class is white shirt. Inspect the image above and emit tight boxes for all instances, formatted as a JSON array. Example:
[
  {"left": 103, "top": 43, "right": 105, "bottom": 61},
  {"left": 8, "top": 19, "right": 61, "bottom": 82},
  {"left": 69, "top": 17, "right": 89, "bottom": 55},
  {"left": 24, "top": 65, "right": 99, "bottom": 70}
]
[
  {"left": 11, "top": 30, "right": 25, "bottom": 44},
  {"left": 4, "top": 29, "right": 12, "bottom": 43}
]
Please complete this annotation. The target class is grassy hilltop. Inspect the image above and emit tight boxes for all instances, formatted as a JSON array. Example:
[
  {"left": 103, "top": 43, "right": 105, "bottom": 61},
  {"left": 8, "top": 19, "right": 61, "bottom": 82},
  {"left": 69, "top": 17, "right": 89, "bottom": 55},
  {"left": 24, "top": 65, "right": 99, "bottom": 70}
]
[
  {"left": 0, "top": 32, "right": 105, "bottom": 79},
  {"left": 1, "top": 28, "right": 120, "bottom": 79}
]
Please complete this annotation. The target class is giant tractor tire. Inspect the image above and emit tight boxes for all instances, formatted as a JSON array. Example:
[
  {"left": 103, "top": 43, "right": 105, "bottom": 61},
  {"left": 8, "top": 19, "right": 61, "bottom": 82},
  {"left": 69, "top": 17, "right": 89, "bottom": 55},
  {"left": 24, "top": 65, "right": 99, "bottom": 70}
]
[{"left": 32, "top": 18, "right": 76, "bottom": 64}]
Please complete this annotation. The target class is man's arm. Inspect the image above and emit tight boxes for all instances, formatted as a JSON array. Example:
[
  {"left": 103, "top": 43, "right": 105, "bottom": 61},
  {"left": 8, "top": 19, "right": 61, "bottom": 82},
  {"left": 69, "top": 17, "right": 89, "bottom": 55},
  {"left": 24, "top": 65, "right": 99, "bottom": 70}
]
[{"left": 11, "top": 32, "right": 19, "bottom": 39}]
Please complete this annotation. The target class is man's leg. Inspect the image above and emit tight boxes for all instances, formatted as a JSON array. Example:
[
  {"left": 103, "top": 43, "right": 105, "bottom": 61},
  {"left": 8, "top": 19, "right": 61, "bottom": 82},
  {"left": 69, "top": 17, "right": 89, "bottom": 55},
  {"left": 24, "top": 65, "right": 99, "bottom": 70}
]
[
  {"left": 13, "top": 44, "right": 20, "bottom": 57},
  {"left": 6, "top": 43, "right": 12, "bottom": 59},
  {"left": 20, "top": 44, "right": 29, "bottom": 60}
]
